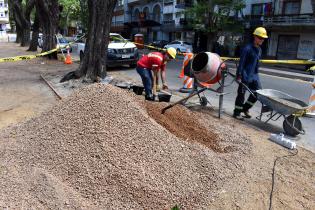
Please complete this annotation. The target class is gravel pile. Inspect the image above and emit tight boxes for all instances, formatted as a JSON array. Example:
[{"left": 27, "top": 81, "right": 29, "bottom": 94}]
[{"left": 0, "top": 84, "right": 251, "bottom": 209}]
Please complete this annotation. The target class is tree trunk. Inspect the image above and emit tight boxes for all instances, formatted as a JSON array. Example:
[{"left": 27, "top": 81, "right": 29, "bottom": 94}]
[
  {"left": 207, "top": 32, "right": 217, "bottom": 53},
  {"left": 28, "top": 12, "right": 40, "bottom": 51},
  {"left": 75, "top": 0, "right": 117, "bottom": 81},
  {"left": 36, "top": 0, "right": 60, "bottom": 57},
  {"left": 15, "top": 24, "right": 22, "bottom": 43},
  {"left": 9, "top": 0, "right": 34, "bottom": 46}
]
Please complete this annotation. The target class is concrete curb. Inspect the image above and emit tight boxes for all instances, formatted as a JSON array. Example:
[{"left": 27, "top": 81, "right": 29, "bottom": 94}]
[
  {"left": 227, "top": 62, "right": 314, "bottom": 82},
  {"left": 259, "top": 68, "right": 314, "bottom": 82}
]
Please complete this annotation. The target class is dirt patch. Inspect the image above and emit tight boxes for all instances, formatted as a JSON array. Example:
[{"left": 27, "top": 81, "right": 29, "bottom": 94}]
[
  {"left": 146, "top": 102, "right": 231, "bottom": 152},
  {"left": 0, "top": 43, "right": 76, "bottom": 129}
]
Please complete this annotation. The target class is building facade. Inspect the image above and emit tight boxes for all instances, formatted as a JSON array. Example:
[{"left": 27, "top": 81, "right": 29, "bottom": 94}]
[
  {"left": 243, "top": 0, "right": 315, "bottom": 60},
  {"left": 0, "top": 0, "right": 9, "bottom": 35},
  {"left": 111, "top": 0, "right": 194, "bottom": 43},
  {"left": 112, "top": 0, "right": 315, "bottom": 60}
]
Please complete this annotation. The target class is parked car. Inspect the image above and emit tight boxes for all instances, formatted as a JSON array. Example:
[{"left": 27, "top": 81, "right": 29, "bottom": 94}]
[
  {"left": 77, "top": 33, "right": 139, "bottom": 68},
  {"left": 38, "top": 34, "right": 72, "bottom": 53},
  {"left": 164, "top": 40, "right": 193, "bottom": 53},
  {"left": 73, "top": 33, "right": 85, "bottom": 43},
  {"left": 148, "top": 40, "right": 169, "bottom": 49},
  {"left": 56, "top": 35, "right": 72, "bottom": 53}
]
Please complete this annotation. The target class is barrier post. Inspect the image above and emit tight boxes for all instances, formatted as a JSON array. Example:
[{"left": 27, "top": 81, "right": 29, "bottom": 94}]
[{"left": 306, "top": 72, "right": 315, "bottom": 117}]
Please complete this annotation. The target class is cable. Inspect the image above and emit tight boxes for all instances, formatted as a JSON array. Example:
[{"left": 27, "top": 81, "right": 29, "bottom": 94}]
[{"left": 268, "top": 148, "right": 298, "bottom": 210}]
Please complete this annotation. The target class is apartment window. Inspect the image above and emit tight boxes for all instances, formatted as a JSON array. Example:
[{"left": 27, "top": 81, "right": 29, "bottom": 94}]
[
  {"left": 0, "top": 3, "right": 3, "bottom": 7},
  {"left": 117, "top": 0, "right": 123, "bottom": 7},
  {"left": 176, "top": 12, "right": 183, "bottom": 18},
  {"left": 251, "top": 4, "right": 263, "bottom": 16},
  {"left": 283, "top": 1, "right": 300, "bottom": 15},
  {"left": 164, "top": 0, "right": 173, "bottom": 4}
]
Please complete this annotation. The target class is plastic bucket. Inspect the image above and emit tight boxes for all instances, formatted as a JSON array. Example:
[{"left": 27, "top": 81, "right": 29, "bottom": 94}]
[
  {"left": 132, "top": 85, "right": 144, "bottom": 95},
  {"left": 158, "top": 92, "right": 172, "bottom": 102},
  {"left": 192, "top": 52, "right": 223, "bottom": 85}
]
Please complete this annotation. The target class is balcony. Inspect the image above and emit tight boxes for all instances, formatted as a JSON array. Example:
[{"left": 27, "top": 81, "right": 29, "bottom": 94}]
[
  {"left": 0, "top": 15, "right": 9, "bottom": 23},
  {"left": 127, "top": 0, "right": 143, "bottom": 5},
  {"left": 125, "top": 15, "right": 162, "bottom": 28},
  {"left": 161, "top": 20, "right": 175, "bottom": 31},
  {"left": 0, "top": 3, "right": 8, "bottom": 8},
  {"left": 163, "top": 5, "right": 174, "bottom": 14},
  {"left": 111, "top": 21, "right": 125, "bottom": 32},
  {"left": 264, "top": 14, "right": 315, "bottom": 27},
  {"left": 175, "top": 0, "right": 193, "bottom": 9}
]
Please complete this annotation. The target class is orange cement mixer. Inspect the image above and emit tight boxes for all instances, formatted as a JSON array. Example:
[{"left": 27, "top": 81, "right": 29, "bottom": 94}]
[{"left": 192, "top": 52, "right": 224, "bottom": 85}]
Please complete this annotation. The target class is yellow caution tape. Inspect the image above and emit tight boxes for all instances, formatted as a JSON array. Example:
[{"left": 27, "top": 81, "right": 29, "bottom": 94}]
[
  {"left": 0, "top": 34, "right": 85, "bottom": 63},
  {"left": 113, "top": 36, "right": 315, "bottom": 65},
  {"left": 221, "top": 57, "right": 315, "bottom": 65},
  {"left": 2, "top": 33, "right": 313, "bottom": 66}
]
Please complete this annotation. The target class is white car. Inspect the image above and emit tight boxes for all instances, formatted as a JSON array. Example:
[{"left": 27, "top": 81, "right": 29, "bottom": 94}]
[
  {"left": 38, "top": 33, "right": 72, "bottom": 53},
  {"left": 164, "top": 40, "right": 193, "bottom": 53},
  {"left": 77, "top": 33, "right": 139, "bottom": 68}
]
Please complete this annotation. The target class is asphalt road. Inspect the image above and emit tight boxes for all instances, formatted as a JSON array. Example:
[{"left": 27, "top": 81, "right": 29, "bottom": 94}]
[{"left": 111, "top": 58, "right": 315, "bottom": 152}]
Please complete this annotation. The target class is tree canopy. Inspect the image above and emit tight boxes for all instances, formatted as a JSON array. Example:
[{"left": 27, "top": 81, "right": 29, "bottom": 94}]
[{"left": 186, "top": 0, "right": 245, "bottom": 50}]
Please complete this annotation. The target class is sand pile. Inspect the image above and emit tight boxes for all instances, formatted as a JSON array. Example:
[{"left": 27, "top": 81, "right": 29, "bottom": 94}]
[{"left": 0, "top": 84, "right": 250, "bottom": 209}]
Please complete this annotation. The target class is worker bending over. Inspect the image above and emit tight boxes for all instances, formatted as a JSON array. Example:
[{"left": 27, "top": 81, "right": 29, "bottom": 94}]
[
  {"left": 136, "top": 47, "right": 177, "bottom": 101},
  {"left": 233, "top": 27, "right": 268, "bottom": 120}
]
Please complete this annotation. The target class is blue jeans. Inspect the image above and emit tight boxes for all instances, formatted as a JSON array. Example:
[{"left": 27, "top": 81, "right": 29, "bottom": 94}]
[{"left": 136, "top": 67, "right": 153, "bottom": 96}]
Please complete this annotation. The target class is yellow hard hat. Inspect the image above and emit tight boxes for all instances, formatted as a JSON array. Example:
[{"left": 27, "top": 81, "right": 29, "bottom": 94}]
[
  {"left": 253, "top": 27, "right": 268, "bottom": 39},
  {"left": 166, "top": 47, "right": 177, "bottom": 59}
]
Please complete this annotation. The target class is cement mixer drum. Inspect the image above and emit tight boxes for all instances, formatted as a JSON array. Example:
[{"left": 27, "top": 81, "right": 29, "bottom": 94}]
[{"left": 192, "top": 52, "right": 223, "bottom": 85}]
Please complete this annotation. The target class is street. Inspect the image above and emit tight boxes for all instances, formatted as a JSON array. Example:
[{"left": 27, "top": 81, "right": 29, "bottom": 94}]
[{"left": 111, "top": 58, "right": 315, "bottom": 152}]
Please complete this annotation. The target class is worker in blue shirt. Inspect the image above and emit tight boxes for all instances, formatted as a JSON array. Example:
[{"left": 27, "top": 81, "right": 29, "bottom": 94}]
[{"left": 233, "top": 27, "right": 268, "bottom": 120}]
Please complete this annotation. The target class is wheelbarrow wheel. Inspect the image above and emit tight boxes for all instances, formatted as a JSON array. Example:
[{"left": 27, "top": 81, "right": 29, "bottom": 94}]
[
  {"left": 283, "top": 115, "right": 303, "bottom": 137},
  {"left": 200, "top": 96, "right": 208, "bottom": 107}
]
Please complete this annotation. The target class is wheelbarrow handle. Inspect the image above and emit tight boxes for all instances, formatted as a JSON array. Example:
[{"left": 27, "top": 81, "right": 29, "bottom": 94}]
[{"left": 228, "top": 72, "right": 257, "bottom": 98}]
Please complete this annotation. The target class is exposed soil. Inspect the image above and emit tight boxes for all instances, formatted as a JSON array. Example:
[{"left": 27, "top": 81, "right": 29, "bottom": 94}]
[
  {"left": 0, "top": 43, "right": 75, "bottom": 129},
  {"left": 146, "top": 102, "right": 230, "bottom": 152}
]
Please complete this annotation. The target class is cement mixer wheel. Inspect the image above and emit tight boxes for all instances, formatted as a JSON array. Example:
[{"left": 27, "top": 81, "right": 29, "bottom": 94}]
[{"left": 200, "top": 96, "right": 208, "bottom": 107}]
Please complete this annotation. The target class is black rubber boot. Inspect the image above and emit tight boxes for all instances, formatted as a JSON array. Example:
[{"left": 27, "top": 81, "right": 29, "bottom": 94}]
[
  {"left": 233, "top": 113, "right": 244, "bottom": 120},
  {"left": 243, "top": 110, "right": 252, "bottom": 118},
  {"left": 145, "top": 94, "right": 155, "bottom": 101}
]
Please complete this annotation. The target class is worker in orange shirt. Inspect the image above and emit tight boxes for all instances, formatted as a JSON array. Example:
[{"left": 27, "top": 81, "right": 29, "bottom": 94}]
[{"left": 136, "top": 47, "right": 177, "bottom": 101}]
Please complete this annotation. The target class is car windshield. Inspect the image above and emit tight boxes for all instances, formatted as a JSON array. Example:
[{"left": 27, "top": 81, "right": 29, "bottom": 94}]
[
  {"left": 110, "top": 35, "right": 125, "bottom": 43},
  {"left": 58, "top": 38, "right": 68, "bottom": 44}
]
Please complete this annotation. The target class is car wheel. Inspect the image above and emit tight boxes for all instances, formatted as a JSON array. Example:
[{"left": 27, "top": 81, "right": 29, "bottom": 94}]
[{"left": 80, "top": 51, "right": 84, "bottom": 62}]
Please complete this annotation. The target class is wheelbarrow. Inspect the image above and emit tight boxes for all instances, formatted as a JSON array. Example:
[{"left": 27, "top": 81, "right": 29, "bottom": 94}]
[{"left": 255, "top": 89, "right": 308, "bottom": 137}]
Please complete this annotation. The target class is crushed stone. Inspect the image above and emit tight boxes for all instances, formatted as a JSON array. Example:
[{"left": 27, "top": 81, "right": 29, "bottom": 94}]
[{"left": 0, "top": 84, "right": 251, "bottom": 209}]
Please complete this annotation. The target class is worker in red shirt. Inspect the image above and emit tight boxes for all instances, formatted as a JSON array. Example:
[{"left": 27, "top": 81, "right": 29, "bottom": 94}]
[{"left": 136, "top": 47, "right": 177, "bottom": 101}]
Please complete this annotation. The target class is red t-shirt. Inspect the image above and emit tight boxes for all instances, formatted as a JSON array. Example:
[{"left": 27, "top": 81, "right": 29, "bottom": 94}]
[{"left": 137, "top": 52, "right": 166, "bottom": 71}]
